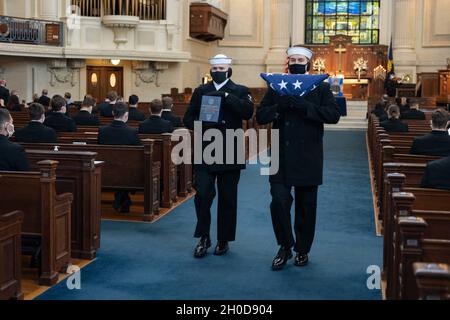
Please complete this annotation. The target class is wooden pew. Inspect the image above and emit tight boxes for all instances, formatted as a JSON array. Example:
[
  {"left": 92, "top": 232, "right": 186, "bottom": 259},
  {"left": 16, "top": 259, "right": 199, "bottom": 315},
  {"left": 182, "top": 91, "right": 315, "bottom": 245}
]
[
  {"left": 0, "top": 161, "right": 73, "bottom": 286},
  {"left": 380, "top": 153, "right": 436, "bottom": 213},
  {"left": 382, "top": 167, "right": 426, "bottom": 280},
  {"left": 383, "top": 147, "right": 439, "bottom": 164},
  {"left": 99, "top": 118, "right": 142, "bottom": 127},
  {"left": 20, "top": 143, "right": 161, "bottom": 221},
  {"left": 0, "top": 210, "right": 24, "bottom": 300},
  {"left": 55, "top": 132, "right": 186, "bottom": 207},
  {"left": 387, "top": 188, "right": 450, "bottom": 299},
  {"left": 373, "top": 133, "right": 439, "bottom": 215},
  {"left": 172, "top": 103, "right": 189, "bottom": 119},
  {"left": 140, "top": 133, "right": 178, "bottom": 207},
  {"left": 397, "top": 215, "right": 450, "bottom": 300},
  {"left": 25, "top": 150, "right": 104, "bottom": 260},
  {"left": 367, "top": 96, "right": 438, "bottom": 115},
  {"left": 413, "top": 262, "right": 450, "bottom": 300}
]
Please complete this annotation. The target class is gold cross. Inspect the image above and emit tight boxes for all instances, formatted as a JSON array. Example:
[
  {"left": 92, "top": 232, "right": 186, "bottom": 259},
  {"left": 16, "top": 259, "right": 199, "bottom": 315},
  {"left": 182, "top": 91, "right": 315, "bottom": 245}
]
[{"left": 334, "top": 44, "right": 347, "bottom": 73}]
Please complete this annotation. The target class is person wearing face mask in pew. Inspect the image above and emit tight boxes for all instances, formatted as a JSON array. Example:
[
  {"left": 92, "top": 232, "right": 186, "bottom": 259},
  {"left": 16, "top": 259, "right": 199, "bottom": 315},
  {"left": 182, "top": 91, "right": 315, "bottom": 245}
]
[
  {"left": 184, "top": 54, "right": 254, "bottom": 259},
  {"left": 0, "top": 108, "right": 30, "bottom": 171},
  {"left": 256, "top": 46, "right": 341, "bottom": 271}
]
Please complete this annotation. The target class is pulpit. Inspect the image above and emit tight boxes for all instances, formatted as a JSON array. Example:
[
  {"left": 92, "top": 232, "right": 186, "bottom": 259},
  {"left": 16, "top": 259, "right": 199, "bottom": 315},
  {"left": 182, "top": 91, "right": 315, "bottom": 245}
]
[
  {"left": 439, "top": 68, "right": 450, "bottom": 95},
  {"left": 303, "top": 35, "right": 388, "bottom": 100},
  {"left": 436, "top": 68, "right": 450, "bottom": 107},
  {"left": 395, "top": 83, "right": 416, "bottom": 97},
  {"left": 190, "top": 3, "right": 228, "bottom": 42},
  {"left": 417, "top": 72, "right": 439, "bottom": 97},
  {"left": 343, "top": 78, "right": 370, "bottom": 101}
]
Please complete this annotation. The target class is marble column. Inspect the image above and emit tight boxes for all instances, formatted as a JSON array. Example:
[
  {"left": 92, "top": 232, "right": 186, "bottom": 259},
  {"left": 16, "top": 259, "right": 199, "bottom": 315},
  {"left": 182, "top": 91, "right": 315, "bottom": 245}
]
[
  {"left": 291, "top": 0, "right": 306, "bottom": 45},
  {"left": 393, "top": 0, "right": 416, "bottom": 50},
  {"left": 38, "top": 0, "right": 59, "bottom": 20},
  {"left": 393, "top": 0, "right": 417, "bottom": 82},
  {"left": 266, "top": 0, "right": 292, "bottom": 72},
  {"left": 165, "top": 0, "right": 182, "bottom": 51}
]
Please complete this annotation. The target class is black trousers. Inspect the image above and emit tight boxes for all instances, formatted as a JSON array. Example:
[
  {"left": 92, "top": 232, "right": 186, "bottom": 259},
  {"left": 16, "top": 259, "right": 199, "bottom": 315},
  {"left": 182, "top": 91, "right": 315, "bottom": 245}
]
[
  {"left": 194, "top": 169, "right": 241, "bottom": 242},
  {"left": 270, "top": 183, "right": 318, "bottom": 254},
  {"left": 113, "top": 191, "right": 132, "bottom": 210}
]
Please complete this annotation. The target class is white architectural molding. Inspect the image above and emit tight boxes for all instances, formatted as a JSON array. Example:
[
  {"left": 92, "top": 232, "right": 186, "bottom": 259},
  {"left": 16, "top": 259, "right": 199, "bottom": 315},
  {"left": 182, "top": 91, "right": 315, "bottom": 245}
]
[
  {"left": 102, "top": 15, "right": 140, "bottom": 49},
  {"left": 47, "top": 66, "right": 74, "bottom": 87},
  {"left": 219, "top": 0, "right": 264, "bottom": 47},
  {"left": 0, "top": 43, "right": 190, "bottom": 62},
  {"left": 131, "top": 61, "right": 156, "bottom": 87},
  {"left": 47, "top": 58, "right": 84, "bottom": 87},
  {"left": 64, "top": 48, "right": 190, "bottom": 62},
  {"left": 422, "top": 0, "right": 450, "bottom": 47}
]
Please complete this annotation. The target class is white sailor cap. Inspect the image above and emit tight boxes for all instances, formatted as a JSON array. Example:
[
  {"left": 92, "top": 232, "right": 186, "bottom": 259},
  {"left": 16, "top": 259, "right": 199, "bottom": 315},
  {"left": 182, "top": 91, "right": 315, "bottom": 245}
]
[
  {"left": 287, "top": 47, "right": 314, "bottom": 60},
  {"left": 209, "top": 54, "right": 233, "bottom": 66}
]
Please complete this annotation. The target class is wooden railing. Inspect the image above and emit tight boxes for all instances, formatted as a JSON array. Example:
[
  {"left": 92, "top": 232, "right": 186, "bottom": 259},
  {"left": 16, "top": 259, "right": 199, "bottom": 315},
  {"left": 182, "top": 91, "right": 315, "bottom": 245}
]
[{"left": 71, "top": 0, "right": 166, "bottom": 20}]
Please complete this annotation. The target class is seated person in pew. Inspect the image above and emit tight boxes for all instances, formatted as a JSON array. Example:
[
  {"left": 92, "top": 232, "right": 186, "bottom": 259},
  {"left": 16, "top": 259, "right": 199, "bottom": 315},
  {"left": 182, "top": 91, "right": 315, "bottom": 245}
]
[
  {"left": 64, "top": 92, "right": 76, "bottom": 116},
  {"left": 421, "top": 156, "right": 450, "bottom": 191},
  {"left": 139, "top": 99, "right": 174, "bottom": 134},
  {"left": 401, "top": 102, "right": 426, "bottom": 120},
  {"left": 98, "top": 102, "right": 141, "bottom": 145},
  {"left": 162, "top": 97, "right": 184, "bottom": 128},
  {"left": 410, "top": 109, "right": 450, "bottom": 156},
  {"left": 98, "top": 102, "right": 141, "bottom": 213},
  {"left": 6, "top": 94, "right": 22, "bottom": 112},
  {"left": 44, "top": 95, "right": 77, "bottom": 133},
  {"left": 396, "top": 97, "right": 410, "bottom": 114},
  {"left": 371, "top": 94, "right": 389, "bottom": 121},
  {"left": 0, "top": 109, "right": 29, "bottom": 171},
  {"left": 127, "top": 94, "right": 145, "bottom": 122},
  {"left": 37, "top": 89, "right": 51, "bottom": 108},
  {"left": 64, "top": 92, "right": 74, "bottom": 108},
  {"left": 72, "top": 95, "right": 100, "bottom": 126},
  {"left": 27, "top": 93, "right": 39, "bottom": 106},
  {"left": 98, "top": 91, "right": 118, "bottom": 118},
  {"left": 380, "top": 105, "right": 409, "bottom": 133},
  {"left": 14, "top": 103, "right": 58, "bottom": 143}
]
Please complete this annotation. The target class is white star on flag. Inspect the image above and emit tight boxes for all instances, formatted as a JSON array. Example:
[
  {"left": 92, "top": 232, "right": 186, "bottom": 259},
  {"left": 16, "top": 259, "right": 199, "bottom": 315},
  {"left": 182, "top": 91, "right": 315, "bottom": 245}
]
[
  {"left": 293, "top": 80, "right": 303, "bottom": 90},
  {"left": 260, "top": 73, "right": 329, "bottom": 98},
  {"left": 278, "top": 80, "right": 288, "bottom": 90}
]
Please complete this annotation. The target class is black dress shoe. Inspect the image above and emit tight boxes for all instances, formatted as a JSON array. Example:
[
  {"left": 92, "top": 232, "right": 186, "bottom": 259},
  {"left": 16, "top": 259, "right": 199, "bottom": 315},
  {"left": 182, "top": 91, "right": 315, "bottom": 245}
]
[
  {"left": 294, "top": 253, "right": 309, "bottom": 267},
  {"left": 194, "top": 237, "right": 211, "bottom": 258},
  {"left": 272, "top": 247, "right": 293, "bottom": 271},
  {"left": 214, "top": 241, "right": 229, "bottom": 256},
  {"left": 119, "top": 205, "right": 131, "bottom": 213},
  {"left": 112, "top": 202, "right": 121, "bottom": 213}
]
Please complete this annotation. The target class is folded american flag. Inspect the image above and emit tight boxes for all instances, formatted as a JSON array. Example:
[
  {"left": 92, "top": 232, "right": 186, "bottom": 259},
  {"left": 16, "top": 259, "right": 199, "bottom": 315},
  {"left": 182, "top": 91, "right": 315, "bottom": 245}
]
[{"left": 260, "top": 73, "right": 329, "bottom": 97}]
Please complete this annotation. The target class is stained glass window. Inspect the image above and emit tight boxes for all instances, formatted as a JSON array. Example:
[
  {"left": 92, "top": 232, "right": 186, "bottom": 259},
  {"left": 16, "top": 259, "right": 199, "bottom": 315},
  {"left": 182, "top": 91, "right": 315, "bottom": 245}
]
[{"left": 305, "top": 0, "right": 380, "bottom": 44}]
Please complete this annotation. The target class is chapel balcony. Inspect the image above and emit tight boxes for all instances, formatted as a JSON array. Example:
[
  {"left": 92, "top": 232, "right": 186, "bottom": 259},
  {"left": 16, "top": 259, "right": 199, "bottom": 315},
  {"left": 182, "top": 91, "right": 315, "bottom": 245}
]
[
  {"left": 72, "top": 0, "right": 167, "bottom": 20},
  {"left": 0, "top": 15, "right": 64, "bottom": 47}
]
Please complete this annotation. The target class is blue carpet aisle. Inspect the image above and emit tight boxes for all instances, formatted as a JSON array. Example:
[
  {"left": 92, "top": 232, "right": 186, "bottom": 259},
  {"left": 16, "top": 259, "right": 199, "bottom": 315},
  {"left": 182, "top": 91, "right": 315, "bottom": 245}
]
[{"left": 38, "top": 130, "right": 382, "bottom": 300}]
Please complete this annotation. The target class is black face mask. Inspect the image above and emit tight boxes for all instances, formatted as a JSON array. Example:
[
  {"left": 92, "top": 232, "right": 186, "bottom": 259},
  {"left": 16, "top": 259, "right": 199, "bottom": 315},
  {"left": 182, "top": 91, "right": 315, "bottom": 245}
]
[
  {"left": 289, "top": 64, "right": 308, "bottom": 75},
  {"left": 211, "top": 68, "right": 232, "bottom": 84}
]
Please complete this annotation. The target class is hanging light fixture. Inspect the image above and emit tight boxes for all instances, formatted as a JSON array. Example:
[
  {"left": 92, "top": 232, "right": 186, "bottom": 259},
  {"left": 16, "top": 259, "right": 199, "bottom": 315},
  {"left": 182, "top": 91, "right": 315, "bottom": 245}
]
[{"left": 111, "top": 59, "right": 121, "bottom": 66}]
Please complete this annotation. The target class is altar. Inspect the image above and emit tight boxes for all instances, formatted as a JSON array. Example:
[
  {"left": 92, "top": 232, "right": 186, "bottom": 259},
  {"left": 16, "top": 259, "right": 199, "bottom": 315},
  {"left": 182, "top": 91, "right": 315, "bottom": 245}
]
[
  {"left": 343, "top": 78, "right": 370, "bottom": 101},
  {"left": 303, "top": 35, "right": 388, "bottom": 100}
]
